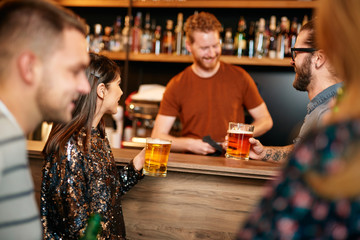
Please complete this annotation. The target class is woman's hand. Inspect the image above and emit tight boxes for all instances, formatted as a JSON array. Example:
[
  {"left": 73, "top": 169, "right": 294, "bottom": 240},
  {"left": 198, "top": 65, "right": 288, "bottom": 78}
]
[{"left": 133, "top": 148, "right": 146, "bottom": 171}]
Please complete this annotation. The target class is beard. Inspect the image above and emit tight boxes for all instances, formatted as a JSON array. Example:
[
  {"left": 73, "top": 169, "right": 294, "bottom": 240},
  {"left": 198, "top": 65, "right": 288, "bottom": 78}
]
[
  {"left": 192, "top": 53, "right": 221, "bottom": 71},
  {"left": 293, "top": 55, "right": 312, "bottom": 92}
]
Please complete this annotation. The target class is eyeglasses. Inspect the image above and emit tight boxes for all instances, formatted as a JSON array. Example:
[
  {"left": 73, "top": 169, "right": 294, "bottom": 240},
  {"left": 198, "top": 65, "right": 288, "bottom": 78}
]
[{"left": 290, "top": 48, "right": 317, "bottom": 61}]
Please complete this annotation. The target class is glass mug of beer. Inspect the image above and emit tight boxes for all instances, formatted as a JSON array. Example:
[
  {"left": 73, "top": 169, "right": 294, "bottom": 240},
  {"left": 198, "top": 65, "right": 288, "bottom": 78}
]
[
  {"left": 143, "top": 138, "right": 172, "bottom": 177},
  {"left": 225, "top": 122, "right": 254, "bottom": 160}
]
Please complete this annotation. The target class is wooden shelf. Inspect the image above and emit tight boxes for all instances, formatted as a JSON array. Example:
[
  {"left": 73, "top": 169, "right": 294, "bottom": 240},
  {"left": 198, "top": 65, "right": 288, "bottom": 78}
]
[
  {"left": 100, "top": 51, "right": 292, "bottom": 67},
  {"left": 56, "top": 0, "right": 129, "bottom": 7},
  {"left": 57, "top": 0, "right": 317, "bottom": 8},
  {"left": 131, "top": 0, "right": 318, "bottom": 9}
]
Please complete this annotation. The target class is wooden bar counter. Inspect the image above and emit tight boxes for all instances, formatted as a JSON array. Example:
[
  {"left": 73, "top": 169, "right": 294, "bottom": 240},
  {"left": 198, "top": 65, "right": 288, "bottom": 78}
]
[{"left": 27, "top": 140, "right": 282, "bottom": 240}]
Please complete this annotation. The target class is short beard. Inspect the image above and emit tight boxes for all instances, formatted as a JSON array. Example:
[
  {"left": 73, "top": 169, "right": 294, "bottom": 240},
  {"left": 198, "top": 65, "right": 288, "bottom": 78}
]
[
  {"left": 293, "top": 55, "right": 312, "bottom": 92},
  {"left": 193, "top": 55, "right": 220, "bottom": 72}
]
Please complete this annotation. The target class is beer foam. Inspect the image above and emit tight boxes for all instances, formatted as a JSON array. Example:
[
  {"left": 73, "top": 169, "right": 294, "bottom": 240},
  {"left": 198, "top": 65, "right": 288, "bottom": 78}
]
[
  {"left": 228, "top": 129, "right": 253, "bottom": 134},
  {"left": 147, "top": 138, "right": 171, "bottom": 144}
]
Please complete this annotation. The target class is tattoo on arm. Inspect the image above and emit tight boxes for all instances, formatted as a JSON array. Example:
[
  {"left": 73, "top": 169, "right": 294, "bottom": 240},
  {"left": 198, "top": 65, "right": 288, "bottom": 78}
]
[
  {"left": 262, "top": 147, "right": 291, "bottom": 163},
  {"left": 263, "top": 150, "right": 273, "bottom": 161}
]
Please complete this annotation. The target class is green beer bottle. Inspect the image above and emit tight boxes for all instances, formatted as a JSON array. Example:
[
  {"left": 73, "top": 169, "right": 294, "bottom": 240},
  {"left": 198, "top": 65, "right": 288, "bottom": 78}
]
[{"left": 79, "top": 213, "right": 102, "bottom": 240}]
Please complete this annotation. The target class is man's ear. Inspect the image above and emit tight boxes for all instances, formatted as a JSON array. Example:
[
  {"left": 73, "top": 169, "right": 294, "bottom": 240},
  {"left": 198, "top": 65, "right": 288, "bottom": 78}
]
[
  {"left": 97, "top": 83, "right": 106, "bottom": 99},
  {"left": 17, "top": 51, "right": 38, "bottom": 85},
  {"left": 185, "top": 39, "right": 192, "bottom": 54},
  {"left": 314, "top": 49, "right": 326, "bottom": 69}
]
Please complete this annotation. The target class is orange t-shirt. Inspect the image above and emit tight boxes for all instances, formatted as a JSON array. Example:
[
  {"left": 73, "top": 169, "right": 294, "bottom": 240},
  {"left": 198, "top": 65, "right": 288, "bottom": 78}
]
[{"left": 159, "top": 61, "right": 264, "bottom": 142}]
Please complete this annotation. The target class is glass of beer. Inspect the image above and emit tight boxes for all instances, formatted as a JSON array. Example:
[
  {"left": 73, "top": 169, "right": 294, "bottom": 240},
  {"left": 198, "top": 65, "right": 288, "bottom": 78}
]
[
  {"left": 143, "top": 138, "right": 172, "bottom": 177},
  {"left": 225, "top": 122, "right": 254, "bottom": 160}
]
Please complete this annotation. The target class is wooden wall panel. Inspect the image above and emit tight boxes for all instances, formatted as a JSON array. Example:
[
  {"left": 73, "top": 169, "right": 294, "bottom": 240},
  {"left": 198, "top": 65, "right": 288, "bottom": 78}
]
[{"left": 122, "top": 172, "right": 268, "bottom": 239}]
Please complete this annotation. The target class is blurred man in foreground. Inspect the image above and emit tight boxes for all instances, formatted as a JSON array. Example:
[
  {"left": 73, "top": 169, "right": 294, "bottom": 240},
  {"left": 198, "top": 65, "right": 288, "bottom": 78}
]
[{"left": 0, "top": 0, "right": 90, "bottom": 238}]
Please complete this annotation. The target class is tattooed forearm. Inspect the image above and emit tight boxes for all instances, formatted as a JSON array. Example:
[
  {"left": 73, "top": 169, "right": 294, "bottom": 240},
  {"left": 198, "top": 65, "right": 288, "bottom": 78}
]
[
  {"left": 263, "top": 150, "right": 273, "bottom": 161},
  {"left": 261, "top": 145, "right": 293, "bottom": 163}
]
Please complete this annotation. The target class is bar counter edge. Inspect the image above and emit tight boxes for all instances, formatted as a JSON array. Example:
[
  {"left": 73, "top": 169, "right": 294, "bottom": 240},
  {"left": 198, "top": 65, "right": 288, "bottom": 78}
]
[
  {"left": 28, "top": 140, "right": 281, "bottom": 179},
  {"left": 27, "top": 140, "right": 282, "bottom": 240}
]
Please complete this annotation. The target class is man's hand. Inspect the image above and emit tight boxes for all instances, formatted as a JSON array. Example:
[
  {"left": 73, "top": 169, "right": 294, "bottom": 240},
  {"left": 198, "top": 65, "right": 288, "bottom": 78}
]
[
  {"left": 249, "top": 137, "right": 266, "bottom": 160},
  {"left": 186, "top": 139, "right": 216, "bottom": 155},
  {"left": 249, "top": 138, "right": 293, "bottom": 163},
  {"left": 222, "top": 136, "right": 265, "bottom": 160}
]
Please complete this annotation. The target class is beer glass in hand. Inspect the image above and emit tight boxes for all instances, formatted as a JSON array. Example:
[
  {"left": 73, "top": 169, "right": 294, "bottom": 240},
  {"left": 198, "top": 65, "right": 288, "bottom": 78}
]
[
  {"left": 225, "top": 122, "right": 254, "bottom": 160},
  {"left": 143, "top": 138, "right": 172, "bottom": 177}
]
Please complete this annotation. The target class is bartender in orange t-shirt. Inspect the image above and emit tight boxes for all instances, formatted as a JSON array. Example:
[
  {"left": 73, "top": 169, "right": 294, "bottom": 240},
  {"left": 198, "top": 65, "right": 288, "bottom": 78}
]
[{"left": 151, "top": 12, "right": 273, "bottom": 155}]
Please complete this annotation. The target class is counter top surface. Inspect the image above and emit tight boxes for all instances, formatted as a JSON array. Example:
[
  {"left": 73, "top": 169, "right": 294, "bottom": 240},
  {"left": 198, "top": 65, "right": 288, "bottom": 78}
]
[{"left": 27, "top": 140, "right": 281, "bottom": 180}]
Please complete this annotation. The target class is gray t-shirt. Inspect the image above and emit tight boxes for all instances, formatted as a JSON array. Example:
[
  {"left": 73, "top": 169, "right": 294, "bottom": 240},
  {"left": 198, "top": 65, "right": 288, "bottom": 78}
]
[
  {"left": 293, "top": 83, "right": 343, "bottom": 144},
  {"left": 0, "top": 101, "right": 42, "bottom": 239}
]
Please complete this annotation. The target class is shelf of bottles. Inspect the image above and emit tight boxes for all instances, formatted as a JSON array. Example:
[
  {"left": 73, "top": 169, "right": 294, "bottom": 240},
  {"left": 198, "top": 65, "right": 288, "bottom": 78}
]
[
  {"left": 57, "top": 0, "right": 317, "bottom": 9},
  {"left": 60, "top": 0, "right": 315, "bottom": 67},
  {"left": 88, "top": 10, "right": 308, "bottom": 67}
]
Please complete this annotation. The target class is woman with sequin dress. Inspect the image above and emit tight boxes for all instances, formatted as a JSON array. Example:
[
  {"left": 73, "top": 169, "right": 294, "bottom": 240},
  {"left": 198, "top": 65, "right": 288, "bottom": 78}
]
[
  {"left": 237, "top": 0, "right": 360, "bottom": 239},
  {"left": 41, "top": 53, "right": 145, "bottom": 239}
]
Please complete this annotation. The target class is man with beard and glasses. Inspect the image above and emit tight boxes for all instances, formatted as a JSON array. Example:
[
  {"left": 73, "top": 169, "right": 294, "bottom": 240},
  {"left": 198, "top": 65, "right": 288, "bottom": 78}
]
[
  {"left": 0, "top": 0, "right": 90, "bottom": 238},
  {"left": 151, "top": 12, "right": 273, "bottom": 155},
  {"left": 247, "top": 19, "right": 342, "bottom": 163}
]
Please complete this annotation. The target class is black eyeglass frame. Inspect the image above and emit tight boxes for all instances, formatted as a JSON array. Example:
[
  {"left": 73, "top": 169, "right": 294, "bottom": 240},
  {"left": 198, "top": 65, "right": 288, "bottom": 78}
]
[{"left": 290, "top": 48, "right": 317, "bottom": 61}]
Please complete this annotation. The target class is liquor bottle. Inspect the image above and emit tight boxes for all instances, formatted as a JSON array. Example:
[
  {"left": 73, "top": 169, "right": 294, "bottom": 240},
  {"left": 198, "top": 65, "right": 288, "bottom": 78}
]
[
  {"left": 302, "top": 15, "right": 309, "bottom": 26},
  {"left": 254, "top": 18, "right": 267, "bottom": 58},
  {"left": 268, "top": 15, "right": 277, "bottom": 59},
  {"left": 181, "top": 24, "right": 188, "bottom": 55},
  {"left": 247, "top": 21, "right": 255, "bottom": 58},
  {"left": 283, "top": 17, "right": 291, "bottom": 57},
  {"left": 153, "top": 25, "right": 162, "bottom": 55},
  {"left": 102, "top": 26, "right": 112, "bottom": 51},
  {"left": 79, "top": 213, "right": 102, "bottom": 240},
  {"left": 140, "top": 13, "right": 153, "bottom": 54},
  {"left": 131, "top": 12, "right": 142, "bottom": 53},
  {"left": 289, "top": 17, "right": 298, "bottom": 52},
  {"left": 276, "top": 16, "right": 289, "bottom": 59},
  {"left": 219, "top": 25, "right": 223, "bottom": 48},
  {"left": 162, "top": 19, "right": 175, "bottom": 54},
  {"left": 174, "top": 13, "right": 184, "bottom": 55},
  {"left": 175, "top": 13, "right": 184, "bottom": 55},
  {"left": 222, "top": 28, "right": 234, "bottom": 55},
  {"left": 122, "top": 15, "right": 131, "bottom": 53},
  {"left": 234, "top": 16, "right": 247, "bottom": 57},
  {"left": 85, "top": 24, "right": 92, "bottom": 52},
  {"left": 90, "top": 23, "right": 103, "bottom": 53},
  {"left": 110, "top": 16, "right": 122, "bottom": 52}
]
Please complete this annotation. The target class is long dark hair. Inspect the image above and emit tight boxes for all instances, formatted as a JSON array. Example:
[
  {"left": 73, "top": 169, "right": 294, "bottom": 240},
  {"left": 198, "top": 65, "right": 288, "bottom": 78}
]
[{"left": 43, "top": 53, "right": 120, "bottom": 158}]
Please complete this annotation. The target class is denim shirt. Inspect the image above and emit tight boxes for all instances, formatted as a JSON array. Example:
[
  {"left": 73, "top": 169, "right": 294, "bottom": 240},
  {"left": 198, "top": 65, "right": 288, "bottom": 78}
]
[{"left": 293, "top": 82, "right": 343, "bottom": 144}]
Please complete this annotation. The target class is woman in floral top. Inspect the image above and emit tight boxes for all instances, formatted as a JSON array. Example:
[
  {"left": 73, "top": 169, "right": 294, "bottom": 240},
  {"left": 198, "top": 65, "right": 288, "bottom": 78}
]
[
  {"left": 41, "top": 53, "right": 145, "bottom": 239},
  {"left": 238, "top": 0, "right": 360, "bottom": 239}
]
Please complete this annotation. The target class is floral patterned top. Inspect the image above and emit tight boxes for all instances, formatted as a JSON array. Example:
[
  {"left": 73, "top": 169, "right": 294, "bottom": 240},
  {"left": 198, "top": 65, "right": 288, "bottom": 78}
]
[
  {"left": 41, "top": 128, "right": 143, "bottom": 240},
  {"left": 237, "top": 120, "right": 360, "bottom": 239}
]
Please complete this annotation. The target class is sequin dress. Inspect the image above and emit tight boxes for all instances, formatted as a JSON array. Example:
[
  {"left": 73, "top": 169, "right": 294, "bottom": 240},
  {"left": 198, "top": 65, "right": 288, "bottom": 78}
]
[
  {"left": 237, "top": 120, "right": 360, "bottom": 239},
  {"left": 41, "top": 128, "right": 143, "bottom": 240}
]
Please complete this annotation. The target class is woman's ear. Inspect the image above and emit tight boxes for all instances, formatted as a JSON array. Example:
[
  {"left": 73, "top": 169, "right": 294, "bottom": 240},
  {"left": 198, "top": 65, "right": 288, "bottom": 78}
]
[{"left": 97, "top": 83, "right": 106, "bottom": 99}]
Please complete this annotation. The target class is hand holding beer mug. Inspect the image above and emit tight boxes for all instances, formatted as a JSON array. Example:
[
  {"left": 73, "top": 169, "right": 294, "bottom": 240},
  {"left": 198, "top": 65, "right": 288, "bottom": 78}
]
[
  {"left": 143, "top": 138, "right": 172, "bottom": 177},
  {"left": 225, "top": 122, "right": 254, "bottom": 160}
]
